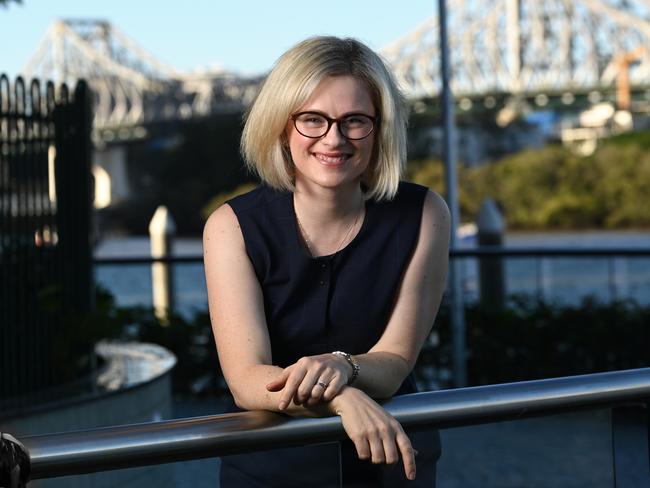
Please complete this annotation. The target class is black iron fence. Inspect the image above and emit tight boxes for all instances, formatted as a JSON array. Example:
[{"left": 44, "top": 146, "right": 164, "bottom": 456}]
[{"left": 0, "top": 74, "right": 93, "bottom": 404}]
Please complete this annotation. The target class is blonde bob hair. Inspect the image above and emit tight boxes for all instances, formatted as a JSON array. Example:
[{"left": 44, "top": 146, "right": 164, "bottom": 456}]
[{"left": 241, "top": 36, "right": 408, "bottom": 201}]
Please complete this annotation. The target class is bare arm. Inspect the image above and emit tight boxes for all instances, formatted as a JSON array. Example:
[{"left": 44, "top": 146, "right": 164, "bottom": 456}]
[
  {"left": 203, "top": 203, "right": 317, "bottom": 413},
  {"left": 356, "top": 190, "right": 450, "bottom": 396}
]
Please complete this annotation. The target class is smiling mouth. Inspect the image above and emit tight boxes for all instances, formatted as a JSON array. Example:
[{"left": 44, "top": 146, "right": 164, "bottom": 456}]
[{"left": 313, "top": 152, "right": 350, "bottom": 165}]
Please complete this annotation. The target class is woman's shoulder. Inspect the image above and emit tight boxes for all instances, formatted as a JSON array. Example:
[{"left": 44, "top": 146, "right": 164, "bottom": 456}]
[
  {"left": 227, "top": 184, "right": 288, "bottom": 215},
  {"left": 395, "top": 181, "right": 448, "bottom": 213},
  {"left": 397, "top": 180, "right": 429, "bottom": 196},
  {"left": 375, "top": 182, "right": 449, "bottom": 238},
  {"left": 204, "top": 184, "right": 291, "bottom": 252}
]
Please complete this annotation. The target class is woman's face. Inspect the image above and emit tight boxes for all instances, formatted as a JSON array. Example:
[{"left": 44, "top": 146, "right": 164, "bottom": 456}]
[{"left": 286, "top": 75, "right": 376, "bottom": 193}]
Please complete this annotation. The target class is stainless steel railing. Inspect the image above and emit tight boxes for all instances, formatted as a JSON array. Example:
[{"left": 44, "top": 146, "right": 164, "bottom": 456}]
[{"left": 18, "top": 367, "right": 650, "bottom": 480}]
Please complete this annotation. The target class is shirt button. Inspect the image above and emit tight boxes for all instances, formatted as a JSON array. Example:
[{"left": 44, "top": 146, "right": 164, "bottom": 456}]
[
  {"left": 321, "top": 263, "right": 326, "bottom": 269},
  {"left": 319, "top": 280, "right": 325, "bottom": 286}
]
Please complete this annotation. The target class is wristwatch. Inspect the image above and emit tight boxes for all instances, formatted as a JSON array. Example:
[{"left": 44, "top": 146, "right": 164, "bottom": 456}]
[{"left": 332, "top": 351, "right": 360, "bottom": 385}]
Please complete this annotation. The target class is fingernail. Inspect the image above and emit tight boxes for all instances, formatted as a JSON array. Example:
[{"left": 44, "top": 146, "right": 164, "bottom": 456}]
[
  {"left": 409, "top": 470, "right": 416, "bottom": 480},
  {"left": 278, "top": 401, "right": 287, "bottom": 410}
]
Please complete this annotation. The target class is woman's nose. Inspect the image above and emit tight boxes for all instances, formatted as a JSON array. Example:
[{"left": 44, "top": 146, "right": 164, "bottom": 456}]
[{"left": 321, "top": 121, "right": 346, "bottom": 145}]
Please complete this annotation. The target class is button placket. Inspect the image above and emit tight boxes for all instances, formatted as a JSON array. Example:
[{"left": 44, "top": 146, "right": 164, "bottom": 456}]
[{"left": 319, "top": 260, "right": 330, "bottom": 286}]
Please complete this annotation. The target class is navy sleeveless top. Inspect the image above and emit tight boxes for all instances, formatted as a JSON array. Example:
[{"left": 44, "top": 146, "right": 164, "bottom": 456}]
[{"left": 222, "top": 181, "right": 440, "bottom": 487}]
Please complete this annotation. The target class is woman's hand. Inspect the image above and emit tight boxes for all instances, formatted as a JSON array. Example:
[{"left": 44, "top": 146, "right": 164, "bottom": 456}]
[
  {"left": 266, "top": 354, "right": 350, "bottom": 410},
  {"left": 329, "top": 386, "right": 416, "bottom": 481}
]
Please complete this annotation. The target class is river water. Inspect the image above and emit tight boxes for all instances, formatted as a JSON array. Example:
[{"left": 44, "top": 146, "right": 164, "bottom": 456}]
[{"left": 94, "top": 230, "right": 650, "bottom": 316}]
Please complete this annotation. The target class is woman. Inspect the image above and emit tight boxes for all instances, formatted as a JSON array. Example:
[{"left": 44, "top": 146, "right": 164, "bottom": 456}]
[{"left": 203, "top": 36, "right": 450, "bottom": 487}]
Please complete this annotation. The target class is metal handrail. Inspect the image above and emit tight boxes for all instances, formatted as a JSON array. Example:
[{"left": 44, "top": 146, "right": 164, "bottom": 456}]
[
  {"left": 20, "top": 367, "right": 650, "bottom": 480},
  {"left": 92, "top": 246, "right": 650, "bottom": 265},
  {"left": 450, "top": 247, "right": 650, "bottom": 257}
]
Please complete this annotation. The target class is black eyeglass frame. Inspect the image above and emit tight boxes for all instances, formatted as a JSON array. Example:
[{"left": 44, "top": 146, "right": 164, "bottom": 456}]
[{"left": 290, "top": 111, "right": 380, "bottom": 141}]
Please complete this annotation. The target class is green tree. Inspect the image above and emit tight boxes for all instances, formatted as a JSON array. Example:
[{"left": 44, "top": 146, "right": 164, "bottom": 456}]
[{"left": 408, "top": 129, "right": 650, "bottom": 229}]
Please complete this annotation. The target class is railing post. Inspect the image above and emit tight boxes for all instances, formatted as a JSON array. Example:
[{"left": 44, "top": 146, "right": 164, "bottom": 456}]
[
  {"left": 477, "top": 199, "right": 505, "bottom": 308},
  {"left": 438, "top": 0, "right": 467, "bottom": 388},
  {"left": 149, "top": 206, "right": 175, "bottom": 325}
]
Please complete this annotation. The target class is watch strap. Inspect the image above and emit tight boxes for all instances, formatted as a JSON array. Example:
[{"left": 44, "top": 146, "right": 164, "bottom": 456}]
[{"left": 332, "top": 351, "right": 359, "bottom": 385}]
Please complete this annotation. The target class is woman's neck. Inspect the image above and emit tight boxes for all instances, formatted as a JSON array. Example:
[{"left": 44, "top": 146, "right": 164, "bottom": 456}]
[
  {"left": 293, "top": 180, "right": 364, "bottom": 224},
  {"left": 292, "top": 180, "right": 366, "bottom": 256}
]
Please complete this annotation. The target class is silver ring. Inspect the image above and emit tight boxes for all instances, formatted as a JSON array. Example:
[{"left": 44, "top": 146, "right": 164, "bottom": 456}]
[{"left": 316, "top": 381, "right": 329, "bottom": 389}]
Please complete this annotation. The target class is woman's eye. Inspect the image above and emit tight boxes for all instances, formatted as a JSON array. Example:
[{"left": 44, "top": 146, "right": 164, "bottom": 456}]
[
  {"left": 301, "top": 115, "right": 325, "bottom": 125},
  {"left": 344, "top": 117, "right": 368, "bottom": 127}
]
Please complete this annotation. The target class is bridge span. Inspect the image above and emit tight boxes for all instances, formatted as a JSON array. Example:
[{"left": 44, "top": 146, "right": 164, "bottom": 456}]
[
  {"left": 11, "top": 1, "right": 650, "bottom": 209},
  {"left": 15, "top": 0, "right": 650, "bottom": 141}
]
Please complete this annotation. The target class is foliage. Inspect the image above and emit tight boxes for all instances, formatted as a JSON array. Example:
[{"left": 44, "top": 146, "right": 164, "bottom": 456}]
[
  {"left": 407, "top": 129, "right": 650, "bottom": 229},
  {"left": 418, "top": 296, "right": 650, "bottom": 388},
  {"left": 36, "top": 279, "right": 650, "bottom": 396},
  {"left": 86, "top": 292, "right": 650, "bottom": 395},
  {"left": 39, "top": 286, "right": 126, "bottom": 382},
  {"left": 38, "top": 285, "right": 224, "bottom": 395},
  {"left": 72, "top": 288, "right": 650, "bottom": 396}
]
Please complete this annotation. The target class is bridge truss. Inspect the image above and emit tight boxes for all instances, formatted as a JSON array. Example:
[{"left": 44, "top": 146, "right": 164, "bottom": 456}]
[
  {"left": 381, "top": 0, "right": 650, "bottom": 101},
  {"left": 21, "top": 19, "right": 262, "bottom": 138},
  {"left": 18, "top": 2, "right": 650, "bottom": 139}
]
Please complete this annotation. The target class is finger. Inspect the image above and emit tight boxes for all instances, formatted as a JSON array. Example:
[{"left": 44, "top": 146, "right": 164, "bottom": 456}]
[
  {"left": 266, "top": 368, "right": 290, "bottom": 391},
  {"left": 368, "top": 432, "right": 386, "bottom": 465},
  {"left": 395, "top": 431, "right": 416, "bottom": 480},
  {"left": 305, "top": 380, "right": 335, "bottom": 406},
  {"left": 352, "top": 437, "right": 371, "bottom": 462},
  {"left": 278, "top": 368, "right": 307, "bottom": 410},
  {"left": 382, "top": 435, "right": 400, "bottom": 466},
  {"left": 321, "top": 375, "right": 345, "bottom": 402},
  {"left": 295, "top": 368, "right": 322, "bottom": 404},
  {"left": 310, "top": 380, "right": 329, "bottom": 403}
]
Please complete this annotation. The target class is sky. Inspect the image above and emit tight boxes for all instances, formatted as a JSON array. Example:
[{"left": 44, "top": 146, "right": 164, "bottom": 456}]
[{"left": 0, "top": 0, "right": 436, "bottom": 79}]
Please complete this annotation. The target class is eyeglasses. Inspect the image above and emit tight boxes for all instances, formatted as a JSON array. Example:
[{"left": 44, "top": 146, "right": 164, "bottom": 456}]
[{"left": 290, "top": 111, "right": 378, "bottom": 140}]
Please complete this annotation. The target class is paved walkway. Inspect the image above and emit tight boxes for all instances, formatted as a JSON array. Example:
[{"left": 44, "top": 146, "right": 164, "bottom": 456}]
[{"left": 170, "top": 397, "right": 634, "bottom": 487}]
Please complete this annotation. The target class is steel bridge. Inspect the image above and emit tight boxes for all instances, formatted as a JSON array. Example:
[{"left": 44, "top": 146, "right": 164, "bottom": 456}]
[
  {"left": 20, "top": 19, "right": 263, "bottom": 141},
  {"left": 17, "top": 0, "right": 650, "bottom": 139}
]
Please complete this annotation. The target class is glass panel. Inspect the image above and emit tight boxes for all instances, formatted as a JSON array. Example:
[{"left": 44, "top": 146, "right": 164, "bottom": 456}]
[
  {"left": 95, "top": 261, "right": 208, "bottom": 319},
  {"left": 543, "top": 257, "right": 611, "bottom": 305},
  {"left": 456, "top": 255, "right": 479, "bottom": 303},
  {"left": 95, "top": 262, "right": 152, "bottom": 307},
  {"left": 504, "top": 257, "right": 539, "bottom": 299},
  {"left": 622, "top": 257, "right": 650, "bottom": 306},
  {"left": 173, "top": 399, "right": 341, "bottom": 487},
  {"left": 173, "top": 261, "right": 208, "bottom": 316},
  {"left": 217, "top": 443, "right": 341, "bottom": 487},
  {"left": 33, "top": 464, "right": 176, "bottom": 488},
  {"left": 437, "top": 409, "right": 614, "bottom": 487},
  {"left": 94, "top": 236, "right": 208, "bottom": 318},
  {"left": 611, "top": 405, "right": 650, "bottom": 488}
]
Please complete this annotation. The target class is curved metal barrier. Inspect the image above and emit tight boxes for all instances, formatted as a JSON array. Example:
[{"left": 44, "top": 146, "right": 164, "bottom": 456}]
[{"left": 13, "top": 367, "right": 650, "bottom": 480}]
